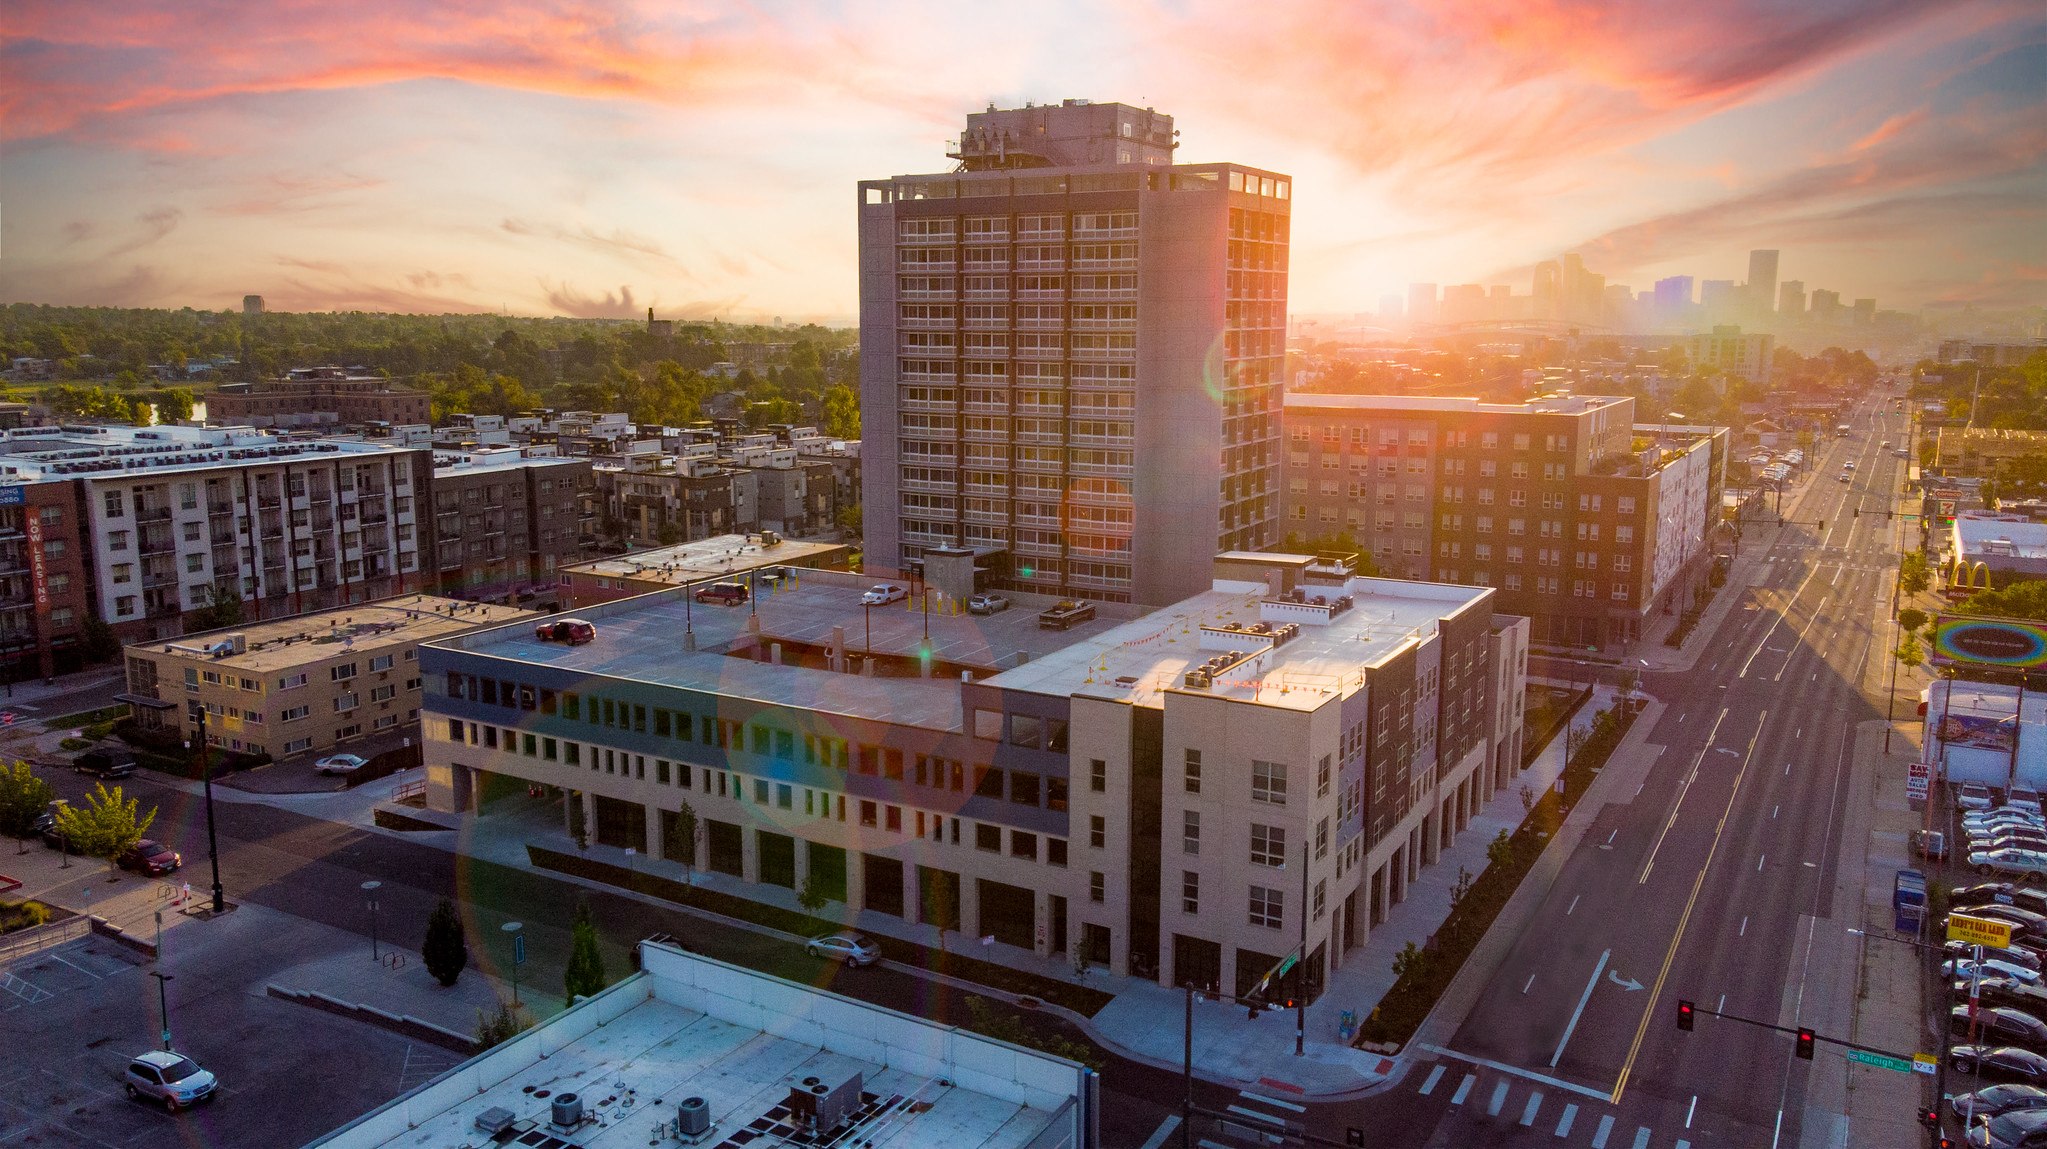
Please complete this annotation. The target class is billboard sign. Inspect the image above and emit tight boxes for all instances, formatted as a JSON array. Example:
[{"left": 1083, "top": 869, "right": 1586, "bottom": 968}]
[
  {"left": 1933, "top": 615, "right": 2047, "bottom": 671},
  {"left": 24, "top": 516, "right": 49, "bottom": 615},
  {"left": 0, "top": 486, "right": 23, "bottom": 507},
  {"left": 1939, "top": 712, "right": 2018, "bottom": 752},
  {"left": 1949, "top": 913, "right": 2015, "bottom": 950}
]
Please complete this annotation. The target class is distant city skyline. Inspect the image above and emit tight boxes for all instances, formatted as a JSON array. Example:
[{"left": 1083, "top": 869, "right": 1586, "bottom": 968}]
[{"left": 2, "top": 1, "right": 2042, "bottom": 320}]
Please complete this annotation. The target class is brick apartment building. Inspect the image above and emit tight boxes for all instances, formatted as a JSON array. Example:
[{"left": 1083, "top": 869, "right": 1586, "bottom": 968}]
[
  {"left": 209, "top": 368, "right": 431, "bottom": 428},
  {"left": 1282, "top": 394, "right": 1726, "bottom": 650}
]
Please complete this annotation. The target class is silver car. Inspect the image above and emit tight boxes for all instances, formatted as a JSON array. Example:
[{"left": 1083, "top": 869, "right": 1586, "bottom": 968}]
[
  {"left": 124, "top": 1050, "right": 217, "bottom": 1110},
  {"left": 806, "top": 932, "right": 881, "bottom": 967}
]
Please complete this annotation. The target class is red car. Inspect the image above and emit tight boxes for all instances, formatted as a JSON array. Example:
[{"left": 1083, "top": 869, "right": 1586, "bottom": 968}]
[
  {"left": 534, "top": 618, "right": 597, "bottom": 645},
  {"left": 119, "top": 839, "right": 182, "bottom": 876}
]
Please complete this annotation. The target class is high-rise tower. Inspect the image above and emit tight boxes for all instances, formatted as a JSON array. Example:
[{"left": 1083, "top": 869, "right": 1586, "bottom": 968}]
[{"left": 858, "top": 101, "right": 1289, "bottom": 605}]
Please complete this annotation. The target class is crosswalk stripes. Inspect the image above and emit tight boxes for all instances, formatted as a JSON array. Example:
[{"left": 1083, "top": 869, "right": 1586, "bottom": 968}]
[
  {"left": 1215, "top": 1088, "right": 1301, "bottom": 1145},
  {"left": 1406, "top": 1059, "right": 1688, "bottom": 1148}
]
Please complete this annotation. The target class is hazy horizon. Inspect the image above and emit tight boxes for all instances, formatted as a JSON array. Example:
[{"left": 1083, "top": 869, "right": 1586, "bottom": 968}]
[{"left": 3, "top": 1, "right": 2043, "bottom": 321}]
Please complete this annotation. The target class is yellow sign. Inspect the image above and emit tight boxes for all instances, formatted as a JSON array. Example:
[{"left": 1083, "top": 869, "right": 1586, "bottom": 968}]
[{"left": 1949, "top": 913, "right": 2015, "bottom": 950}]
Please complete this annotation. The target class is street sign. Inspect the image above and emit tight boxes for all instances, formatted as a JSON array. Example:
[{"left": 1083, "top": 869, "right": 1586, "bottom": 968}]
[
  {"left": 1949, "top": 913, "right": 2015, "bottom": 950},
  {"left": 1846, "top": 1049, "right": 1913, "bottom": 1074},
  {"left": 1913, "top": 1053, "right": 1939, "bottom": 1076},
  {"left": 1906, "top": 761, "right": 1932, "bottom": 801},
  {"left": 513, "top": 935, "right": 526, "bottom": 965}
]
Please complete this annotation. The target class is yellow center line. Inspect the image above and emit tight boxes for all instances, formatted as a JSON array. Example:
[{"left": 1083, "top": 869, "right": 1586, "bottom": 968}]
[{"left": 1611, "top": 709, "right": 1769, "bottom": 1105}]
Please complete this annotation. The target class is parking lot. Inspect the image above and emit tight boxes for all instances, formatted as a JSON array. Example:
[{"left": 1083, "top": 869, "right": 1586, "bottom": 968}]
[{"left": 0, "top": 918, "right": 460, "bottom": 1149}]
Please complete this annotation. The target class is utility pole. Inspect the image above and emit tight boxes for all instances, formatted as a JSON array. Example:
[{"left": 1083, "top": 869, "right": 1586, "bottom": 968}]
[{"left": 189, "top": 704, "right": 225, "bottom": 913}]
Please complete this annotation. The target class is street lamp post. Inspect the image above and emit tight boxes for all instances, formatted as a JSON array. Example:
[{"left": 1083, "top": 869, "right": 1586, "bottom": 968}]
[
  {"left": 150, "top": 971, "right": 174, "bottom": 1051},
  {"left": 188, "top": 704, "right": 225, "bottom": 913},
  {"left": 362, "top": 880, "right": 382, "bottom": 962},
  {"left": 503, "top": 921, "right": 525, "bottom": 1007}
]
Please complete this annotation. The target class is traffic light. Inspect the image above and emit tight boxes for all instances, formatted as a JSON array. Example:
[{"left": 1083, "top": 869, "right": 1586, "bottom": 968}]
[
  {"left": 1795, "top": 1028, "right": 1815, "bottom": 1060},
  {"left": 1919, "top": 1107, "right": 1939, "bottom": 1128},
  {"left": 1676, "top": 999, "right": 1694, "bottom": 1032}
]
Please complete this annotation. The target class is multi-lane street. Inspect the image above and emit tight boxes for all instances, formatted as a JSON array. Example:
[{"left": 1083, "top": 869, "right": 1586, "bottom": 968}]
[{"left": 1335, "top": 391, "right": 1918, "bottom": 1148}]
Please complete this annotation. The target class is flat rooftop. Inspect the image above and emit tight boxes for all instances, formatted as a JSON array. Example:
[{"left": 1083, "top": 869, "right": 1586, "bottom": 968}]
[
  {"left": 1284, "top": 393, "right": 1629, "bottom": 416},
  {"left": 136, "top": 595, "right": 538, "bottom": 671},
  {"left": 310, "top": 943, "right": 1083, "bottom": 1149},
  {"left": 0, "top": 425, "right": 416, "bottom": 482},
  {"left": 986, "top": 577, "right": 1488, "bottom": 710},
  {"left": 441, "top": 578, "right": 1120, "bottom": 728},
  {"left": 1956, "top": 515, "right": 2047, "bottom": 560},
  {"left": 562, "top": 535, "right": 851, "bottom": 585},
  {"left": 435, "top": 573, "right": 1486, "bottom": 722}
]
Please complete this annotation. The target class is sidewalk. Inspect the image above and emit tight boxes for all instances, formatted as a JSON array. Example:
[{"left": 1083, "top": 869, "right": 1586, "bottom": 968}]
[
  {"left": 0, "top": 835, "right": 207, "bottom": 954},
  {"left": 1083, "top": 684, "right": 1619, "bottom": 1096}
]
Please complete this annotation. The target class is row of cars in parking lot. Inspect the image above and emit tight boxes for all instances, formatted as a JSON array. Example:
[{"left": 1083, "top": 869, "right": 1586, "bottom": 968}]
[{"left": 1938, "top": 873, "right": 2047, "bottom": 1145}]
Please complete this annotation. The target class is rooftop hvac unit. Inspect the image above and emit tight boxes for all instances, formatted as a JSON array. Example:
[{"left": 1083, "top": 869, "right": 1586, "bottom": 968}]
[
  {"left": 675, "top": 1096, "right": 710, "bottom": 1137},
  {"left": 473, "top": 1107, "right": 517, "bottom": 1137},
  {"left": 785, "top": 1071, "right": 861, "bottom": 1135},
  {"left": 551, "top": 1093, "right": 583, "bottom": 1128}
]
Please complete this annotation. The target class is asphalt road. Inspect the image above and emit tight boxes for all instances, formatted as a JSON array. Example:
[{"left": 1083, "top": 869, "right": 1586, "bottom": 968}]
[
  {"left": 21, "top": 764, "right": 1209, "bottom": 1148},
  {"left": 1362, "top": 391, "right": 1916, "bottom": 1148}
]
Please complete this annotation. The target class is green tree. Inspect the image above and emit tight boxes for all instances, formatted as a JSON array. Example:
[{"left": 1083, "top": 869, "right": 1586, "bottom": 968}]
[
  {"left": 819, "top": 384, "right": 860, "bottom": 439},
  {"left": 797, "top": 871, "right": 831, "bottom": 918},
  {"left": 52, "top": 782, "right": 156, "bottom": 859},
  {"left": 1898, "top": 607, "right": 1929, "bottom": 633},
  {"left": 1961, "top": 581, "right": 2047, "bottom": 623},
  {"left": 922, "top": 871, "right": 958, "bottom": 955},
  {"left": 835, "top": 504, "right": 862, "bottom": 538},
  {"left": 151, "top": 387, "right": 195, "bottom": 423},
  {"left": 1392, "top": 940, "right": 1434, "bottom": 983},
  {"left": 80, "top": 616, "right": 120, "bottom": 663},
  {"left": 1894, "top": 631, "right": 1926, "bottom": 670},
  {"left": 0, "top": 760, "right": 57, "bottom": 854},
  {"left": 673, "top": 800, "right": 698, "bottom": 885},
  {"left": 422, "top": 898, "right": 468, "bottom": 987},
  {"left": 563, "top": 901, "right": 608, "bottom": 1001},
  {"left": 186, "top": 586, "right": 243, "bottom": 631},
  {"left": 1899, "top": 551, "right": 1931, "bottom": 597},
  {"left": 1487, "top": 828, "right": 1516, "bottom": 871},
  {"left": 476, "top": 998, "right": 531, "bottom": 1048}
]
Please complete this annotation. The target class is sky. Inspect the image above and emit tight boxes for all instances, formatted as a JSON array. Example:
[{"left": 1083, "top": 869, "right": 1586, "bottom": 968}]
[{"left": 2, "top": 0, "right": 2043, "bottom": 323}]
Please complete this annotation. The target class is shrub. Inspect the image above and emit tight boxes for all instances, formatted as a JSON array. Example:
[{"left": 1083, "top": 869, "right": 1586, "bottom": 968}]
[{"left": 422, "top": 898, "right": 468, "bottom": 987}]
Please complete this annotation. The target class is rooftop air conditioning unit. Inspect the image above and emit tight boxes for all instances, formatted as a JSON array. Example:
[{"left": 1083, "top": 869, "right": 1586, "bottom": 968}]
[
  {"left": 675, "top": 1096, "right": 710, "bottom": 1138},
  {"left": 785, "top": 1071, "right": 861, "bottom": 1136}
]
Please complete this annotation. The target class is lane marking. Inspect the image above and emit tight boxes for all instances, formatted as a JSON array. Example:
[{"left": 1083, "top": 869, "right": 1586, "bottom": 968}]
[
  {"left": 1520, "top": 1090, "right": 1543, "bottom": 1126},
  {"left": 1415, "top": 1045, "right": 1611, "bottom": 1103},
  {"left": 1612, "top": 709, "right": 1770, "bottom": 1104},
  {"left": 1638, "top": 708, "right": 1732, "bottom": 885},
  {"left": 1556, "top": 1103, "right": 1577, "bottom": 1138},
  {"left": 1137, "top": 1115, "right": 1181, "bottom": 1149},
  {"left": 1717, "top": 993, "right": 1725, "bottom": 1013},
  {"left": 1758, "top": 853, "right": 1766, "bottom": 872},
  {"left": 1687, "top": 1094, "right": 1697, "bottom": 1127},
  {"left": 1592, "top": 1114, "right": 1615, "bottom": 1148},
  {"left": 1224, "top": 1104, "right": 1282, "bottom": 1127},
  {"left": 1568, "top": 895, "right": 1580, "bottom": 915},
  {"left": 1552, "top": 948, "right": 1611, "bottom": 1068},
  {"left": 1487, "top": 1080, "right": 1509, "bottom": 1117},
  {"left": 1524, "top": 974, "right": 1535, "bottom": 994},
  {"left": 1419, "top": 1065, "right": 1445, "bottom": 1095},
  {"left": 1451, "top": 1074, "right": 1474, "bottom": 1105},
  {"left": 1740, "top": 916, "right": 1748, "bottom": 937},
  {"left": 1243, "top": 1091, "right": 1305, "bottom": 1113}
]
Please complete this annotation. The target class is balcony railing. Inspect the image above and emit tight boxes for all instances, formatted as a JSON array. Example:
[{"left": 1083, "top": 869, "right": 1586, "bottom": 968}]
[{"left": 135, "top": 506, "right": 173, "bottom": 522}]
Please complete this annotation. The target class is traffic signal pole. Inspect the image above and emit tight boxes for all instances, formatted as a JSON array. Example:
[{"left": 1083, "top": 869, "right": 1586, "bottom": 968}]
[{"left": 1675, "top": 997, "right": 1938, "bottom": 1141}]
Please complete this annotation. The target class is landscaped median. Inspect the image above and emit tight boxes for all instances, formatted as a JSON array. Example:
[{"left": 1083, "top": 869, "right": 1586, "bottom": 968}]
[
  {"left": 1357, "top": 699, "right": 1639, "bottom": 1049},
  {"left": 524, "top": 844, "right": 1113, "bottom": 1018}
]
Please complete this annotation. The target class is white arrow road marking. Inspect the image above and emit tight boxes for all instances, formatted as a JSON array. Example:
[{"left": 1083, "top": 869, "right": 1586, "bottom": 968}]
[{"left": 1607, "top": 969, "right": 1644, "bottom": 992}]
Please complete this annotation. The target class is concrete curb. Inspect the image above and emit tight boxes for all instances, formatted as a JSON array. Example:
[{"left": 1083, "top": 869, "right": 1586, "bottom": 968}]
[
  {"left": 89, "top": 914, "right": 158, "bottom": 959},
  {"left": 1408, "top": 695, "right": 1670, "bottom": 1060},
  {"left": 265, "top": 984, "right": 480, "bottom": 1054}
]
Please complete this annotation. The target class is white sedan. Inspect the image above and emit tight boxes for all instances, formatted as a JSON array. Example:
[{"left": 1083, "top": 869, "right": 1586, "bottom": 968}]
[
  {"left": 861, "top": 584, "right": 908, "bottom": 606},
  {"left": 1974, "top": 847, "right": 2047, "bottom": 882},
  {"left": 1946, "top": 957, "right": 2044, "bottom": 985},
  {"left": 315, "top": 753, "right": 369, "bottom": 776}
]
